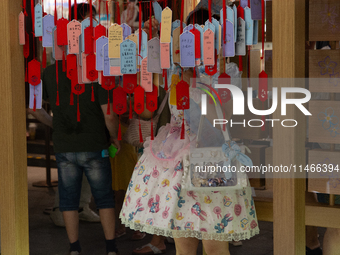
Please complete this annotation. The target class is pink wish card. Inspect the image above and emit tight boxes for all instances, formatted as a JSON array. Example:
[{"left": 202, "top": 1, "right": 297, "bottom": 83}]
[
  {"left": 160, "top": 43, "right": 170, "bottom": 69},
  {"left": 141, "top": 57, "right": 153, "bottom": 92},
  {"left": 29, "top": 81, "right": 43, "bottom": 110}
]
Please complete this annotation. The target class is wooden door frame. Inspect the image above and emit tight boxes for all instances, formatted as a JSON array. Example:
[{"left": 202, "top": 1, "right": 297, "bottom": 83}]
[{"left": 0, "top": 0, "right": 29, "bottom": 254}]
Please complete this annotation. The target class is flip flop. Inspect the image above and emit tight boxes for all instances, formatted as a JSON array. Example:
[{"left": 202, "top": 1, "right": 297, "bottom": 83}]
[
  {"left": 115, "top": 229, "right": 126, "bottom": 238},
  {"left": 131, "top": 231, "right": 146, "bottom": 241},
  {"left": 132, "top": 243, "right": 166, "bottom": 255}
]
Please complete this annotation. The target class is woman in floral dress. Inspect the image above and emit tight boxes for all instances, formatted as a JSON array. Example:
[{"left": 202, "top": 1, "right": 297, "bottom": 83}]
[{"left": 120, "top": 67, "right": 259, "bottom": 254}]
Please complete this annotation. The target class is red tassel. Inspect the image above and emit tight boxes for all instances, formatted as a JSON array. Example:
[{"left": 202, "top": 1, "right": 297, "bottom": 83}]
[
  {"left": 239, "top": 56, "right": 243, "bottom": 72},
  {"left": 70, "top": 92, "right": 74, "bottom": 105},
  {"left": 33, "top": 94, "right": 37, "bottom": 112},
  {"left": 62, "top": 50, "right": 66, "bottom": 72},
  {"left": 129, "top": 97, "right": 133, "bottom": 119},
  {"left": 163, "top": 69, "right": 168, "bottom": 91},
  {"left": 77, "top": 95, "right": 80, "bottom": 122},
  {"left": 151, "top": 118, "right": 154, "bottom": 140},
  {"left": 107, "top": 91, "right": 110, "bottom": 114},
  {"left": 56, "top": 91, "right": 60, "bottom": 106},
  {"left": 180, "top": 114, "right": 185, "bottom": 140},
  {"left": 91, "top": 83, "right": 95, "bottom": 102},
  {"left": 118, "top": 117, "right": 122, "bottom": 141},
  {"left": 192, "top": 67, "right": 196, "bottom": 88},
  {"left": 42, "top": 48, "right": 47, "bottom": 68}
]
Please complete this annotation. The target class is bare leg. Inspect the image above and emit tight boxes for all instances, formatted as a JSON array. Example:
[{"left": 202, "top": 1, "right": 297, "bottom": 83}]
[
  {"left": 174, "top": 237, "right": 199, "bottom": 255},
  {"left": 202, "top": 240, "right": 230, "bottom": 255},
  {"left": 63, "top": 210, "right": 79, "bottom": 243},
  {"left": 114, "top": 190, "right": 126, "bottom": 233},
  {"left": 99, "top": 208, "right": 115, "bottom": 240},
  {"left": 323, "top": 228, "right": 340, "bottom": 255}
]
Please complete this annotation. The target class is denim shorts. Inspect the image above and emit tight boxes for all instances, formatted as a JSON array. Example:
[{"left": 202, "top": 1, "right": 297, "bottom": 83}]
[{"left": 56, "top": 151, "right": 115, "bottom": 212}]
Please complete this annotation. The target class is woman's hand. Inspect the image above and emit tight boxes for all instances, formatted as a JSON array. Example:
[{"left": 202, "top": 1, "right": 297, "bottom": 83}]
[{"left": 143, "top": 18, "right": 159, "bottom": 38}]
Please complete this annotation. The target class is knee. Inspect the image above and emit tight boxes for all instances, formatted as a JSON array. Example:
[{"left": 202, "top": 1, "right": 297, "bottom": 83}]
[{"left": 203, "top": 241, "right": 230, "bottom": 255}]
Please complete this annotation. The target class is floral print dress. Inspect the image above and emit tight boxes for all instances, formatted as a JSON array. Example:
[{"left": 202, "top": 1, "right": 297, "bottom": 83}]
[{"left": 119, "top": 87, "right": 259, "bottom": 241}]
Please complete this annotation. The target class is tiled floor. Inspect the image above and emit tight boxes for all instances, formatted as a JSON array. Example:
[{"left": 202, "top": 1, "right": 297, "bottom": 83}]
[{"left": 0, "top": 166, "right": 318, "bottom": 255}]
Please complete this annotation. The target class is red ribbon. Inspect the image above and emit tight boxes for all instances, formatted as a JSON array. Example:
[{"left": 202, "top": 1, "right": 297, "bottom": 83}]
[
  {"left": 106, "top": 1, "right": 109, "bottom": 35},
  {"left": 91, "top": 83, "right": 95, "bottom": 102},
  {"left": 149, "top": 1, "right": 152, "bottom": 40},
  {"left": 180, "top": 0, "right": 184, "bottom": 34},
  {"left": 74, "top": 0, "right": 77, "bottom": 20},
  {"left": 151, "top": 117, "right": 154, "bottom": 140},
  {"left": 208, "top": 0, "right": 212, "bottom": 22},
  {"left": 223, "top": 0, "right": 226, "bottom": 44},
  {"left": 129, "top": 97, "right": 133, "bottom": 119},
  {"left": 42, "top": 48, "right": 47, "bottom": 68},
  {"left": 54, "top": 0, "right": 57, "bottom": 24},
  {"left": 261, "top": 0, "right": 265, "bottom": 59},
  {"left": 116, "top": 2, "right": 121, "bottom": 25},
  {"left": 31, "top": 0, "right": 35, "bottom": 32},
  {"left": 163, "top": 69, "right": 168, "bottom": 91},
  {"left": 69, "top": 0, "right": 72, "bottom": 20},
  {"left": 98, "top": 0, "right": 101, "bottom": 25}
]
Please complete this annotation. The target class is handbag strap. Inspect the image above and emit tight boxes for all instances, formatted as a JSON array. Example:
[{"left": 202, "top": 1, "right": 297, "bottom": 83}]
[
  {"left": 196, "top": 95, "right": 230, "bottom": 147},
  {"left": 155, "top": 92, "right": 169, "bottom": 117}
]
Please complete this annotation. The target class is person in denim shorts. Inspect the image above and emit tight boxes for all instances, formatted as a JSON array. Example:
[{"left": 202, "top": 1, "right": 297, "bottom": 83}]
[{"left": 28, "top": 4, "right": 121, "bottom": 255}]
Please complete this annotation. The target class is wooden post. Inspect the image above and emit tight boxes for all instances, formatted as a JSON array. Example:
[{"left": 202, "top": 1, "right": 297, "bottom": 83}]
[
  {"left": 272, "top": 1, "right": 306, "bottom": 255},
  {"left": 0, "top": 0, "right": 29, "bottom": 254}
]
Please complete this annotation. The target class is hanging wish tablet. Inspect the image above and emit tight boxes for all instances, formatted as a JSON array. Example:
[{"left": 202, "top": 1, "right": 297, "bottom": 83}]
[
  {"left": 244, "top": 7, "right": 253, "bottom": 46},
  {"left": 176, "top": 80, "right": 190, "bottom": 110},
  {"left": 203, "top": 29, "right": 215, "bottom": 66},
  {"left": 67, "top": 20, "right": 81, "bottom": 54},
  {"left": 29, "top": 81, "right": 42, "bottom": 110},
  {"left": 123, "top": 74, "right": 137, "bottom": 94},
  {"left": 218, "top": 73, "right": 231, "bottom": 103},
  {"left": 94, "top": 24, "right": 107, "bottom": 53},
  {"left": 121, "top": 23, "right": 131, "bottom": 40},
  {"left": 84, "top": 26, "right": 94, "bottom": 54},
  {"left": 233, "top": 5, "right": 237, "bottom": 43},
  {"left": 103, "top": 44, "right": 111, "bottom": 76},
  {"left": 101, "top": 73, "right": 116, "bottom": 114},
  {"left": 147, "top": 37, "right": 162, "bottom": 74},
  {"left": 134, "top": 86, "right": 145, "bottom": 115},
  {"left": 172, "top": 20, "right": 186, "bottom": 36},
  {"left": 152, "top": 1, "right": 163, "bottom": 24},
  {"left": 86, "top": 53, "right": 98, "bottom": 81},
  {"left": 110, "top": 58, "right": 122, "bottom": 76},
  {"left": 81, "top": 18, "right": 98, "bottom": 52},
  {"left": 146, "top": 85, "right": 158, "bottom": 112},
  {"left": 28, "top": 59, "right": 41, "bottom": 86},
  {"left": 137, "top": 30, "right": 148, "bottom": 59},
  {"left": 211, "top": 18, "right": 220, "bottom": 53},
  {"left": 227, "top": 6, "right": 234, "bottom": 23},
  {"left": 42, "top": 14, "right": 54, "bottom": 47},
  {"left": 235, "top": 17, "right": 246, "bottom": 56},
  {"left": 120, "top": 39, "right": 137, "bottom": 74},
  {"left": 172, "top": 27, "right": 181, "bottom": 63},
  {"left": 180, "top": 31, "right": 195, "bottom": 68},
  {"left": 67, "top": 54, "right": 77, "bottom": 80},
  {"left": 223, "top": 20, "right": 235, "bottom": 57},
  {"left": 96, "top": 36, "right": 108, "bottom": 71},
  {"left": 205, "top": 50, "right": 218, "bottom": 75},
  {"left": 160, "top": 43, "right": 170, "bottom": 69},
  {"left": 34, "top": 4, "right": 43, "bottom": 37},
  {"left": 108, "top": 24, "right": 123, "bottom": 59},
  {"left": 251, "top": 0, "right": 262, "bottom": 20},
  {"left": 53, "top": 28, "right": 64, "bottom": 60},
  {"left": 19, "top": 12, "right": 25, "bottom": 45},
  {"left": 141, "top": 57, "right": 153, "bottom": 92},
  {"left": 57, "top": 17, "right": 69, "bottom": 46},
  {"left": 190, "top": 27, "right": 201, "bottom": 60},
  {"left": 160, "top": 7, "right": 172, "bottom": 43},
  {"left": 112, "top": 86, "right": 127, "bottom": 115},
  {"left": 240, "top": 0, "right": 248, "bottom": 8}
]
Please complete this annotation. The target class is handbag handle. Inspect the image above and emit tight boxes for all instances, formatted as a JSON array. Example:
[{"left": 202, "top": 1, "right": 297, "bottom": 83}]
[{"left": 196, "top": 95, "right": 231, "bottom": 147}]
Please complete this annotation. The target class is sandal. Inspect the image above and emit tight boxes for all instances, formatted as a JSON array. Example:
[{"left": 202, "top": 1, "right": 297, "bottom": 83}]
[
  {"left": 132, "top": 243, "right": 166, "bottom": 255},
  {"left": 131, "top": 231, "right": 146, "bottom": 241},
  {"left": 115, "top": 229, "right": 126, "bottom": 238}
]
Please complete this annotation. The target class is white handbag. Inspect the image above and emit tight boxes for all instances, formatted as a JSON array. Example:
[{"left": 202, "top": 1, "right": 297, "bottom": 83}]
[{"left": 183, "top": 98, "right": 252, "bottom": 191}]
